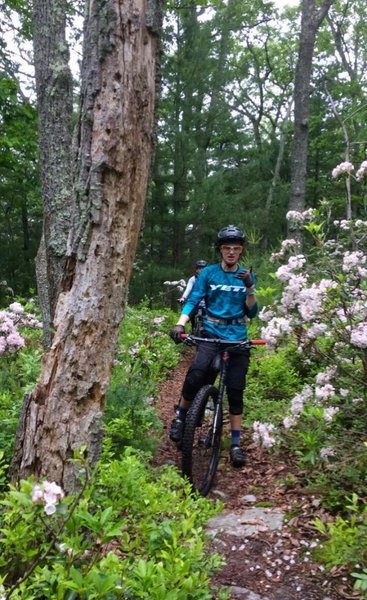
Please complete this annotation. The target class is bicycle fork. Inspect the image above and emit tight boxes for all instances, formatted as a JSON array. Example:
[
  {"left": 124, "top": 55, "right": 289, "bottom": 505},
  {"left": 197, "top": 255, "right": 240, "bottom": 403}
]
[{"left": 209, "top": 351, "right": 229, "bottom": 446}]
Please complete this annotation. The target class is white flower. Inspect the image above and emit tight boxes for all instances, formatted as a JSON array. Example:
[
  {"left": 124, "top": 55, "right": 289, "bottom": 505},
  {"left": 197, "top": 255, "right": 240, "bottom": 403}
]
[
  {"left": 323, "top": 406, "right": 339, "bottom": 422},
  {"left": 252, "top": 421, "right": 276, "bottom": 448},
  {"left": 315, "top": 384, "right": 335, "bottom": 401},
  {"left": 356, "top": 161, "right": 367, "bottom": 181},
  {"left": 152, "top": 316, "right": 167, "bottom": 325},
  {"left": 291, "top": 394, "right": 304, "bottom": 415},
  {"left": 306, "top": 323, "right": 327, "bottom": 339},
  {"left": 320, "top": 447, "right": 336, "bottom": 460},
  {"left": 290, "top": 385, "right": 314, "bottom": 416},
  {"left": 283, "top": 416, "right": 298, "bottom": 429},
  {"left": 261, "top": 317, "right": 292, "bottom": 346},
  {"left": 44, "top": 503, "right": 57, "bottom": 515},
  {"left": 350, "top": 322, "right": 367, "bottom": 348},
  {"left": 258, "top": 308, "right": 274, "bottom": 322},
  {"left": 9, "top": 302, "right": 24, "bottom": 315},
  {"left": 332, "top": 161, "right": 354, "bottom": 178},
  {"left": 316, "top": 368, "right": 336, "bottom": 385},
  {"left": 342, "top": 251, "right": 366, "bottom": 273}
]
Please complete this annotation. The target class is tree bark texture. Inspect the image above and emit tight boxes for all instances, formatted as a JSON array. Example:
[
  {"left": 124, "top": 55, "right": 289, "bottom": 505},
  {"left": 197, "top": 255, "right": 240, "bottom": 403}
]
[
  {"left": 11, "top": 0, "right": 161, "bottom": 492},
  {"left": 288, "top": 0, "right": 333, "bottom": 233},
  {"left": 33, "top": 0, "right": 74, "bottom": 346}
]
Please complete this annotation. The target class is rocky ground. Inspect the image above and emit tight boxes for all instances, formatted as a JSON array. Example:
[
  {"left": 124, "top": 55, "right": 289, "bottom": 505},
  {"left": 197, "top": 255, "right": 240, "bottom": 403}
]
[{"left": 152, "top": 349, "right": 362, "bottom": 600}]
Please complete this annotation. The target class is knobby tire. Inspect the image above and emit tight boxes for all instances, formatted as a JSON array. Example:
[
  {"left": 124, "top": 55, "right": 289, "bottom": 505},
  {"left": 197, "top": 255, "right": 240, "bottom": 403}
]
[{"left": 181, "top": 384, "right": 222, "bottom": 496}]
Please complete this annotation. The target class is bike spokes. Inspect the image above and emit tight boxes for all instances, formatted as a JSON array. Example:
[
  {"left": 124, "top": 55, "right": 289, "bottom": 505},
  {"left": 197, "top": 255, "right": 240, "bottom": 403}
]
[{"left": 181, "top": 385, "right": 222, "bottom": 496}]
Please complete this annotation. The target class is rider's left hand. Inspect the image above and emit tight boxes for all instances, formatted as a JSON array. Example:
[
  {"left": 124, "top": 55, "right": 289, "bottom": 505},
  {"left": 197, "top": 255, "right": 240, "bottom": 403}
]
[{"left": 235, "top": 269, "right": 253, "bottom": 288}]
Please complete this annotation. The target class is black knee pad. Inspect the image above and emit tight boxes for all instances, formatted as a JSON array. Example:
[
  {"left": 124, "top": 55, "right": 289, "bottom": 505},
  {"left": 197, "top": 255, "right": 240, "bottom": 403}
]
[
  {"left": 182, "top": 369, "right": 207, "bottom": 402},
  {"left": 227, "top": 388, "right": 243, "bottom": 415}
]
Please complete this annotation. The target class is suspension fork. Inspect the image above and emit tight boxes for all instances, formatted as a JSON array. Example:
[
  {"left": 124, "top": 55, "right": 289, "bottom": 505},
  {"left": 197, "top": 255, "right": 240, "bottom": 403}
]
[{"left": 211, "top": 350, "right": 229, "bottom": 437}]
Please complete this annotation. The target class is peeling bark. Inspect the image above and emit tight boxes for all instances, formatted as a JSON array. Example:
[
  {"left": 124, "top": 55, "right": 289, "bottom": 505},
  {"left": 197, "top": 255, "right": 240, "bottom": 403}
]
[{"left": 11, "top": 0, "right": 161, "bottom": 492}]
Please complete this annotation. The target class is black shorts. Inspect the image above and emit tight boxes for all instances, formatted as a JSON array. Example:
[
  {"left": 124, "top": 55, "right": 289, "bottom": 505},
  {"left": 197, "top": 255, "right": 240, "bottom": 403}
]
[{"left": 190, "top": 338, "right": 250, "bottom": 390}]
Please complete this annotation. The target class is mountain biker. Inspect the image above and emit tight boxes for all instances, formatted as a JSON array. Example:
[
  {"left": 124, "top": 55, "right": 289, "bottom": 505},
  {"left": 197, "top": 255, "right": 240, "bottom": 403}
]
[
  {"left": 169, "top": 225, "right": 258, "bottom": 468},
  {"left": 178, "top": 260, "right": 208, "bottom": 330}
]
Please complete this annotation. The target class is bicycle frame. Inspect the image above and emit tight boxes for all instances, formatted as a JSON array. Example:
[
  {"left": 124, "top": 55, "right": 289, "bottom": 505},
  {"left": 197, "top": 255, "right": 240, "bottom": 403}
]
[
  {"left": 183, "top": 334, "right": 265, "bottom": 430},
  {"left": 179, "top": 333, "right": 266, "bottom": 495}
]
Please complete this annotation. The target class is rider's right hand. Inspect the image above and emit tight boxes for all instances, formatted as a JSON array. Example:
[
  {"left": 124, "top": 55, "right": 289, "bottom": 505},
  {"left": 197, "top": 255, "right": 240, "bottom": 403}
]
[
  {"left": 170, "top": 324, "right": 185, "bottom": 343},
  {"left": 177, "top": 298, "right": 185, "bottom": 304}
]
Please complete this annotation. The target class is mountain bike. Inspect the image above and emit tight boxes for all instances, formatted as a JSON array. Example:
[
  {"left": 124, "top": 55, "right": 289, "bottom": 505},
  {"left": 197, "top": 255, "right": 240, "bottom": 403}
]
[
  {"left": 191, "top": 304, "right": 205, "bottom": 336},
  {"left": 178, "top": 333, "right": 266, "bottom": 496},
  {"left": 177, "top": 299, "right": 206, "bottom": 336}
]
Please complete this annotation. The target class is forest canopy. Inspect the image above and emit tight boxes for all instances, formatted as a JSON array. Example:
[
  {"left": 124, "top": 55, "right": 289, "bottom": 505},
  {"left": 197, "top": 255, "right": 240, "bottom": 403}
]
[{"left": 1, "top": 0, "right": 366, "bottom": 305}]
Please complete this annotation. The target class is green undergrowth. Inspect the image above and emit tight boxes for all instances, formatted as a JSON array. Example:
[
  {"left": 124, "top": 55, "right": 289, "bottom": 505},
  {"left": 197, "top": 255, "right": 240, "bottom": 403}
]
[
  {"left": 0, "top": 302, "right": 182, "bottom": 465},
  {"left": 3, "top": 296, "right": 367, "bottom": 596},
  {"left": 244, "top": 344, "right": 302, "bottom": 427},
  {"left": 103, "top": 303, "right": 182, "bottom": 456},
  {"left": 0, "top": 450, "right": 226, "bottom": 599}
]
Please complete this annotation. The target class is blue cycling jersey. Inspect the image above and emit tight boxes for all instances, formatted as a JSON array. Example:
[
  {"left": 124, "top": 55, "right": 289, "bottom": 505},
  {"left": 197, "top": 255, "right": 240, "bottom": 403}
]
[{"left": 181, "top": 263, "right": 258, "bottom": 341}]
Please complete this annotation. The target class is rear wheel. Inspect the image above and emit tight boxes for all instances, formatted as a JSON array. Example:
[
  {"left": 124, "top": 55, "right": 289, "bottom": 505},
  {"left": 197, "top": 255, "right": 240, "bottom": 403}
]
[{"left": 181, "top": 384, "right": 222, "bottom": 496}]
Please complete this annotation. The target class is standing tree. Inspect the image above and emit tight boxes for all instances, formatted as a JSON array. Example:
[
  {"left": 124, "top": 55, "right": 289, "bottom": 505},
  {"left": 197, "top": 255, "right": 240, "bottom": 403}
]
[
  {"left": 288, "top": 0, "right": 333, "bottom": 232},
  {"left": 11, "top": 0, "right": 161, "bottom": 492},
  {"left": 32, "top": 0, "right": 74, "bottom": 347}
]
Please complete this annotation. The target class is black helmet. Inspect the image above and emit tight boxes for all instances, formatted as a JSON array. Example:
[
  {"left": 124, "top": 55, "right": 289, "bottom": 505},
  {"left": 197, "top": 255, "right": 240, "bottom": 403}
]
[
  {"left": 216, "top": 225, "right": 245, "bottom": 246},
  {"left": 195, "top": 259, "right": 208, "bottom": 268}
]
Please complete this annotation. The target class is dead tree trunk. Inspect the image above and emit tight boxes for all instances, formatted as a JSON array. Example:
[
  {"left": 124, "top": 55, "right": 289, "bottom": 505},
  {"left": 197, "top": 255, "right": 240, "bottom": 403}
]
[
  {"left": 11, "top": 0, "right": 161, "bottom": 492},
  {"left": 32, "top": 0, "right": 74, "bottom": 346}
]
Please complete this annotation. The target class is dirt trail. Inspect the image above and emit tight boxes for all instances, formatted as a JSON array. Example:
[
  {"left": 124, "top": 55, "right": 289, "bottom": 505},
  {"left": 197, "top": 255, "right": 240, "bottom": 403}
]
[{"left": 153, "top": 350, "right": 361, "bottom": 600}]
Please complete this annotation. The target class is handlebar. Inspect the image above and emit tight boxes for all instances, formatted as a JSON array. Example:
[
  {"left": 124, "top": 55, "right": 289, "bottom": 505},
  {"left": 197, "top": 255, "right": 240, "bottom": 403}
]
[{"left": 179, "top": 333, "right": 266, "bottom": 348}]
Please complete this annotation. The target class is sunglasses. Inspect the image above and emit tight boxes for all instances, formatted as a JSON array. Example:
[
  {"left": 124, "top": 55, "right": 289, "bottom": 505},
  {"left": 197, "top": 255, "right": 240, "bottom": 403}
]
[{"left": 220, "top": 245, "right": 243, "bottom": 253}]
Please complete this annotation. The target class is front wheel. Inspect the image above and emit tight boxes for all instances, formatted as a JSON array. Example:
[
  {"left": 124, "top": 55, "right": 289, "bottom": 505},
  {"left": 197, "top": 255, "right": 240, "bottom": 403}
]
[{"left": 181, "top": 384, "right": 222, "bottom": 496}]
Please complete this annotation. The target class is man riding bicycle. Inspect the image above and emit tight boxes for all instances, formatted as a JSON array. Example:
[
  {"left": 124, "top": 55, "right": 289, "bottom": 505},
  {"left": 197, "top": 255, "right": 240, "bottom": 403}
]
[
  {"left": 178, "top": 259, "right": 208, "bottom": 331},
  {"left": 178, "top": 259, "right": 208, "bottom": 305},
  {"left": 170, "top": 225, "right": 258, "bottom": 468}
]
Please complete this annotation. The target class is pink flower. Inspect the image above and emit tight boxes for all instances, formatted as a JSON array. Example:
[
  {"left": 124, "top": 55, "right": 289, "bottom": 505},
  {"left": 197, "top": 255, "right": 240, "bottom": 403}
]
[
  {"left": 332, "top": 161, "right": 354, "bottom": 178},
  {"left": 315, "top": 384, "right": 335, "bottom": 400},
  {"left": 31, "top": 481, "right": 65, "bottom": 515},
  {"left": 350, "top": 322, "right": 367, "bottom": 348},
  {"left": 356, "top": 161, "right": 367, "bottom": 181},
  {"left": 283, "top": 416, "right": 298, "bottom": 429},
  {"left": 342, "top": 250, "right": 366, "bottom": 273},
  {"left": 0, "top": 318, "right": 14, "bottom": 334},
  {"left": 43, "top": 481, "right": 64, "bottom": 504},
  {"left": 323, "top": 407, "right": 339, "bottom": 422},
  {"left": 31, "top": 485, "right": 44, "bottom": 503},
  {"left": 316, "top": 368, "right": 336, "bottom": 385},
  {"left": 6, "top": 332, "right": 25, "bottom": 352}
]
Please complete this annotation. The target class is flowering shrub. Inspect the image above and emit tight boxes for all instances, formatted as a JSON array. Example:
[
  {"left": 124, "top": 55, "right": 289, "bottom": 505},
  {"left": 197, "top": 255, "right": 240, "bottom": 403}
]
[
  {"left": 254, "top": 206, "right": 367, "bottom": 476},
  {"left": 331, "top": 161, "right": 354, "bottom": 178},
  {"left": 0, "top": 302, "right": 42, "bottom": 356},
  {"left": 0, "top": 302, "right": 43, "bottom": 468},
  {"left": 0, "top": 451, "right": 223, "bottom": 599},
  {"left": 332, "top": 159, "right": 367, "bottom": 182}
]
